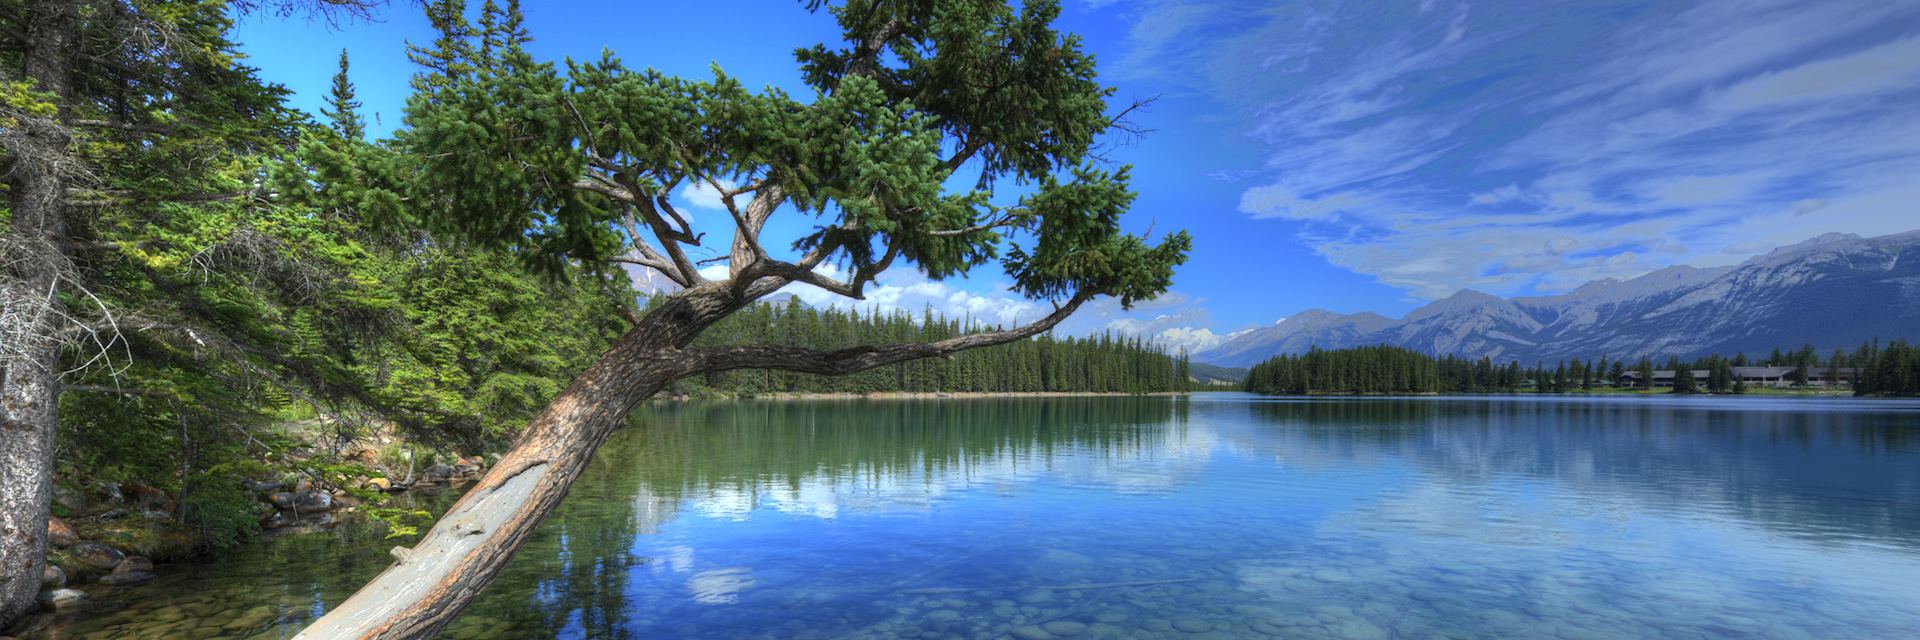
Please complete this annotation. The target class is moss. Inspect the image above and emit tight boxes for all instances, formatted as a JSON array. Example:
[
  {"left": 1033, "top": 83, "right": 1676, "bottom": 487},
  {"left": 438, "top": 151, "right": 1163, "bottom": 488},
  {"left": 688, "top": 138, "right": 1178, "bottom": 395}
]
[
  {"left": 74, "top": 515, "right": 198, "bottom": 561},
  {"left": 47, "top": 547, "right": 103, "bottom": 581}
]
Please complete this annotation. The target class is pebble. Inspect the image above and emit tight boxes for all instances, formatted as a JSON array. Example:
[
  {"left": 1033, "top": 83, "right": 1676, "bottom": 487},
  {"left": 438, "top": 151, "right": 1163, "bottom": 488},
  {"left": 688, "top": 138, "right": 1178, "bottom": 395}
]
[
  {"left": 1173, "top": 617, "right": 1212, "bottom": 633},
  {"left": 1330, "top": 618, "right": 1388, "bottom": 640},
  {"left": 1009, "top": 625, "right": 1053, "bottom": 640},
  {"left": 1041, "top": 620, "right": 1087, "bottom": 636}
]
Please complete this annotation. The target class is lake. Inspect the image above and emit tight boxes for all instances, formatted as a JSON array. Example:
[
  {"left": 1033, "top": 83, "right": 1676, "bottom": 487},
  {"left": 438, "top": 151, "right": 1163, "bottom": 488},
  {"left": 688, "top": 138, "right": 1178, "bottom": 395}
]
[{"left": 27, "top": 394, "right": 1920, "bottom": 639}]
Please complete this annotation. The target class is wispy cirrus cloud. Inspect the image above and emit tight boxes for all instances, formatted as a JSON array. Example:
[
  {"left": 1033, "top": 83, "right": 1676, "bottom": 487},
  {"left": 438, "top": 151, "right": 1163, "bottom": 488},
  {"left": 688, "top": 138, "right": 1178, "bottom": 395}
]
[{"left": 1121, "top": 0, "right": 1920, "bottom": 301}]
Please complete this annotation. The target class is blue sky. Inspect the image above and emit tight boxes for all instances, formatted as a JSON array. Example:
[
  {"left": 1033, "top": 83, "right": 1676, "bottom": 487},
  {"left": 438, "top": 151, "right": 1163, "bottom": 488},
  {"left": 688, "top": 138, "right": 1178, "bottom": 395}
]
[{"left": 233, "top": 0, "right": 1920, "bottom": 354}]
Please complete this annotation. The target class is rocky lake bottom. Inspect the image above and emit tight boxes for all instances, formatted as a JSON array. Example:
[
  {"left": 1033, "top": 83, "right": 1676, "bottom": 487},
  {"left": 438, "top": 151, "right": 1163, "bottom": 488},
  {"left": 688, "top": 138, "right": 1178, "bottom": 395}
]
[{"left": 23, "top": 394, "right": 1920, "bottom": 639}]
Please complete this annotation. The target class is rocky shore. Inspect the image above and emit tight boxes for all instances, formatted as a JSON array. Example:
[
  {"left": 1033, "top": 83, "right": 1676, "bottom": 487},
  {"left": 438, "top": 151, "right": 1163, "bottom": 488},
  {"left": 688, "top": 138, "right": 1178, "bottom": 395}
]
[{"left": 2, "top": 447, "right": 490, "bottom": 639}]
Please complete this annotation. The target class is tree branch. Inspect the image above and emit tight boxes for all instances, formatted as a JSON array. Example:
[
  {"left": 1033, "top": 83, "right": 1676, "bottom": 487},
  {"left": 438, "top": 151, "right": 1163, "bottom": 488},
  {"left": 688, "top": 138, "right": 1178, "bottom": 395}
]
[
  {"left": 685, "top": 290, "right": 1092, "bottom": 376},
  {"left": 927, "top": 210, "right": 1024, "bottom": 237},
  {"left": 60, "top": 383, "right": 162, "bottom": 397}
]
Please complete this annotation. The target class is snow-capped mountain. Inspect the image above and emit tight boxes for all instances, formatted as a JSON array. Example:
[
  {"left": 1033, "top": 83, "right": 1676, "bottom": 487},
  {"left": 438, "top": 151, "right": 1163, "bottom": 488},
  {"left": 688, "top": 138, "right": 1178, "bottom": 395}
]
[{"left": 1196, "top": 230, "right": 1920, "bottom": 367}]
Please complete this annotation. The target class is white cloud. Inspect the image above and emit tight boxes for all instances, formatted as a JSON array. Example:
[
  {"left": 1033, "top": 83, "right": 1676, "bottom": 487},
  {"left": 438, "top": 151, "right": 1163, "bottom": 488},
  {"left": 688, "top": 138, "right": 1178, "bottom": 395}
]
[
  {"left": 679, "top": 179, "right": 737, "bottom": 211},
  {"left": 1706, "top": 36, "right": 1920, "bottom": 113},
  {"left": 1468, "top": 184, "right": 1525, "bottom": 206},
  {"left": 1113, "top": 3, "right": 1219, "bottom": 81},
  {"left": 1154, "top": 326, "right": 1231, "bottom": 354}
]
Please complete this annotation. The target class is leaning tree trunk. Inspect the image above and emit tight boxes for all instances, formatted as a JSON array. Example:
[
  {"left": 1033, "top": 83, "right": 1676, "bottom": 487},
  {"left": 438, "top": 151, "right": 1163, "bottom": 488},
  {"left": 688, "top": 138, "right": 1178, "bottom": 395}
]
[
  {"left": 294, "top": 286, "right": 744, "bottom": 639},
  {"left": 0, "top": 0, "right": 76, "bottom": 629},
  {"left": 296, "top": 283, "right": 1089, "bottom": 639}
]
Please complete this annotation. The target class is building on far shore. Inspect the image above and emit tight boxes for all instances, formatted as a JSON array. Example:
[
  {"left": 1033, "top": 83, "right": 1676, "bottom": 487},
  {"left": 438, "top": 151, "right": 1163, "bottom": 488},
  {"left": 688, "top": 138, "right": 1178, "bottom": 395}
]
[{"left": 1616, "top": 366, "right": 1860, "bottom": 389}]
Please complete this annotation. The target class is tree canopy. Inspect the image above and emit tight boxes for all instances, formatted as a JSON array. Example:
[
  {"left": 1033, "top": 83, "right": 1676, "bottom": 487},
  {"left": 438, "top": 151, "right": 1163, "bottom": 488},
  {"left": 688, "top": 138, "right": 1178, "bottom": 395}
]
[{"left": 371, "top": 0, "right": 1188, "bottom": 312}]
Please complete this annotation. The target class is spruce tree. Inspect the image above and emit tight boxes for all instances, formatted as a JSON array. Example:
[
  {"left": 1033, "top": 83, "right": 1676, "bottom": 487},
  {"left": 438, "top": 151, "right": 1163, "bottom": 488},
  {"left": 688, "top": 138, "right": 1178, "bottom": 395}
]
[
  {"left": 322, "top": 49, "right": 366, "bottom": 140},
  {"left": 1673, "top": 362, "right": 1698, "bottom": 394}
]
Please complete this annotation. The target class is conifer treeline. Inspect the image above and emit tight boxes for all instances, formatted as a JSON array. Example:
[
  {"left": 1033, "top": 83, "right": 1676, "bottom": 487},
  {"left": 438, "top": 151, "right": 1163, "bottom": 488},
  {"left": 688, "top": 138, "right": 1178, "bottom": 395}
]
[
  {"left": 1242, "top": 346, "right": 1462, "bottom": 394},
  {"left": 665, "top": 297, "right": 1193, "bottom": 395},
  {"left": 1242, "top": 340, "right": 1920, "bottom": 396},
  {"left": 1855, "top": 340, "right": 1920, "bottom": 396}
]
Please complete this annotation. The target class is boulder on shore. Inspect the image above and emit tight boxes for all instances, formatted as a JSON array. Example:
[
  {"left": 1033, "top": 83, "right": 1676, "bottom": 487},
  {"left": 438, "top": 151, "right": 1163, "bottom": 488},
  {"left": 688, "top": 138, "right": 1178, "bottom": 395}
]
[
  {"left": 68, "top": 541, "right": 125, "bottom": 570},
  {"left": 268, "top": 491, "right": 334, "bottom": 512},
  {"left": 40, "top": 565, "right": 65, "bottom": 589},
  {"left": 422, "top": 463, "right": 454, "bottom": 483},
  {"left": 46, "top": 516, "right": 76, "bottom": 548},
  {"left": 36, "top": 588, "right": 87, "bottom": 611}
]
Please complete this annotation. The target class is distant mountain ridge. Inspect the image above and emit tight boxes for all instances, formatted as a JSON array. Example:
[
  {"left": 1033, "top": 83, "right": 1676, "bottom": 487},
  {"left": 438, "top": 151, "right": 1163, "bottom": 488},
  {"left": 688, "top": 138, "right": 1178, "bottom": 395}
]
[{"left": 1197, "top": 230, "right": 1920, "bottom": 367}]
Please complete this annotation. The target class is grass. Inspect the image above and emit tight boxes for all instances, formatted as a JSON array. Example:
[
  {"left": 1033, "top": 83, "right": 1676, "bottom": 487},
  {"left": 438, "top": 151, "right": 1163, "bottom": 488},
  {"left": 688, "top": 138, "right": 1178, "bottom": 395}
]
[{"left": 71, "top": 514, "right": 198, "bottom": 562}]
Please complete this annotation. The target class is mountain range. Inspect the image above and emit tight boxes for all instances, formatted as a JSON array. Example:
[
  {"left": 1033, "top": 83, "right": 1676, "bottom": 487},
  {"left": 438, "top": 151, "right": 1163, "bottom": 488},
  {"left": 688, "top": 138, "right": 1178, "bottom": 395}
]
[{"left": 1195, "top": 230, "right": 1920, "bottom": 367}]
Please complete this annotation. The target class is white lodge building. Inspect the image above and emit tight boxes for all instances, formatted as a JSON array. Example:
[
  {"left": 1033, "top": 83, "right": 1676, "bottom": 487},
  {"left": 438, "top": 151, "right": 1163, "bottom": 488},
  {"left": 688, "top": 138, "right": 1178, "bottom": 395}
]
[{"left": 1616, "top": 366, "right": 1860, "bottom": 388}]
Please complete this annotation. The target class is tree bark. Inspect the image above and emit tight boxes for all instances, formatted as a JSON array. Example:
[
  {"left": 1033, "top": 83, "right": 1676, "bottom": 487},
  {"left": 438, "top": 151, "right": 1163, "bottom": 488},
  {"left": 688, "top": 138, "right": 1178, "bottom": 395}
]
[
  {"left": 296, "top": 284, "right": 1090, "bottom": 639},
  {"left": 0, "top": 0, "right": 77, "bottom": 629},
  {"left": 295, "top": 283, "right": 748, "bottom": 638}
]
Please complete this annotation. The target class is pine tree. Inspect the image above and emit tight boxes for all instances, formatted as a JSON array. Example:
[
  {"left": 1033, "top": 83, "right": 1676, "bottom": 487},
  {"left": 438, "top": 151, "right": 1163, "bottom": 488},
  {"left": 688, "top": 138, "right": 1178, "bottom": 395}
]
[
  {"left": 322, "top": 49, "right": 366, "bottom": 140},
  {"left": 1673, "top": 361, "right": 1698, "bottom": 394}
]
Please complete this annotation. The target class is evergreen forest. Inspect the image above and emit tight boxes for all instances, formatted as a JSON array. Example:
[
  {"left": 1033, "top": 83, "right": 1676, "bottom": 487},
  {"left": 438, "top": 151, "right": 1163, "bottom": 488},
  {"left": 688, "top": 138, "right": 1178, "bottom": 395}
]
[{"left": 1243, "top": 341, "right": 1920, "bottom": 396}]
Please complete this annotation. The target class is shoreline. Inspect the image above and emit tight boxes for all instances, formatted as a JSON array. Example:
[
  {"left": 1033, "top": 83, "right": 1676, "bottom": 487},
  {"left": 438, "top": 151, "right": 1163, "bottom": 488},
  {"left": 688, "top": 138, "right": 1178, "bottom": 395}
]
[{"left": 656, "top": 390, "right": 1194, "bottom": 402}]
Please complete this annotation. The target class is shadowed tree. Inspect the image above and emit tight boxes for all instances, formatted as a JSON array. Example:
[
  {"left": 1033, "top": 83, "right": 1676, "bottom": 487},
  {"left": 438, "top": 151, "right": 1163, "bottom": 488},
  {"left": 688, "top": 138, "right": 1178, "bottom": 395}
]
[
  {"left": 294, "top": 0, "right": 1188, "bottom": 637},
  {"left": 2, "top": 0, "right": 388, "bottom": 628}
]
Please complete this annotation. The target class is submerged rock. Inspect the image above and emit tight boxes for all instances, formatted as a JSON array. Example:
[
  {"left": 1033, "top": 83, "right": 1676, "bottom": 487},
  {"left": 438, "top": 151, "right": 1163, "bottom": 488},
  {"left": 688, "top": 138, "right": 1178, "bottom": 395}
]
[
  {"left": 1173, "top": 618, "right": 1212, "bottom": 633},
  {"left": 68, "top": 541, "right": 125, "bottom": 570},
  {"left": 1041, "top": 620, "right": 1087, "bottom": 636},
  {"left": 2, "top": 611, "right": 54, "bottom": 638},
  {"left": 98, "top": 570, "right": 157, "bottom": 586},
  {"left": 224, "top": 605, "right": 276, "bottom": 631},
  {"left": 1008, "top": 625, "right": 1052, "bottom": 640}
]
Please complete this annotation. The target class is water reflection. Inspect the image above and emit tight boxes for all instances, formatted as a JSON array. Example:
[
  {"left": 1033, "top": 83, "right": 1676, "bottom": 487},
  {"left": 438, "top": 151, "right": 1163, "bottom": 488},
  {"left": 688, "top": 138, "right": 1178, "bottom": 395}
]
[
  {"left": 1237, "top": 396, "right": 1920, "bottom": 547},
  {"left": 27, "top": 394, "right": 1920, "bottom": 640}
]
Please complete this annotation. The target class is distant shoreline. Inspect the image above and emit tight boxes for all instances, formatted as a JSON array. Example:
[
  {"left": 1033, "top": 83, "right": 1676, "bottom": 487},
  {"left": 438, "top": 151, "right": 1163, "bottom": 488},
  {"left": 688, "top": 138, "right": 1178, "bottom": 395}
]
[{"left": 656, "top": 391, "right": 1192, "bottom": 402}]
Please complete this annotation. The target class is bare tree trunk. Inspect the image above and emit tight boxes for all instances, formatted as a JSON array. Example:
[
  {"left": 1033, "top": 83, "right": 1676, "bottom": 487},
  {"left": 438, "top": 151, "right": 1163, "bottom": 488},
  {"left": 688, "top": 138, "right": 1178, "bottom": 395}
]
[
  {"left": 294, "top": 286, "right": 745, "bottom": 638},
  {"left": 297, "top": 286, "right": 1088, "bottom": 639},
  {"left": 0, "top": 0, "right": 76, "bottom": 628}
]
